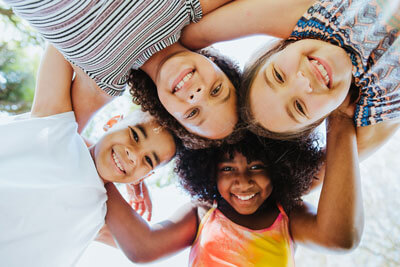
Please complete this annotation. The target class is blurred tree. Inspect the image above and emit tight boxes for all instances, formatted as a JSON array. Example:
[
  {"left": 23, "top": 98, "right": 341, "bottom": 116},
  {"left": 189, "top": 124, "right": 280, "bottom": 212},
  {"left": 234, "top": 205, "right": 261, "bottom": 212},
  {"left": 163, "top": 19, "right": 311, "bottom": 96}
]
[{"left": 0, "top": 4, "right": 43, "bottom": 113}]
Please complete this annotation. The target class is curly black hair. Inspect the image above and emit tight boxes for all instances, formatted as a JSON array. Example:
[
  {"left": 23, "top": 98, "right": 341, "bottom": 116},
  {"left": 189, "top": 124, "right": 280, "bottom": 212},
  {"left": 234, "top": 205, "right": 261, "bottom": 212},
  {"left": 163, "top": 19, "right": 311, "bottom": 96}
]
[
  {"left": 175, "top": 131, "right": 323, "bottom": 212},
  {"left": 128, "top": 47, "right": 244, "bottom": 149}
]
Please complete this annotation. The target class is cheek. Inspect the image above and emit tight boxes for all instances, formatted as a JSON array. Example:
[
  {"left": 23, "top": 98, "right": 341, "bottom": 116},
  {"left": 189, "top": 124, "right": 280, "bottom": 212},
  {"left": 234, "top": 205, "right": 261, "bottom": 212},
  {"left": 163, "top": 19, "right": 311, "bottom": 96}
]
[
  {"left": 217, "top": 178, "right": 230, "bottom": 197},
  {"left": 306, "top": 95, "right": 339, "bottom": 118}
]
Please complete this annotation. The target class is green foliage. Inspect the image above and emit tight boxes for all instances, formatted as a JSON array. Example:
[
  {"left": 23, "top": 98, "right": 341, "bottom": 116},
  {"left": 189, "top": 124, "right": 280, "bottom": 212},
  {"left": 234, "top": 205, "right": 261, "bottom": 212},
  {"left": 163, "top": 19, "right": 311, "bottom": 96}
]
[
  {"left": 0, "top": 5, "right": 43, "bottom": 113},
  {"left": 0, "top": 42, "right": 39, "bottom": 113}
]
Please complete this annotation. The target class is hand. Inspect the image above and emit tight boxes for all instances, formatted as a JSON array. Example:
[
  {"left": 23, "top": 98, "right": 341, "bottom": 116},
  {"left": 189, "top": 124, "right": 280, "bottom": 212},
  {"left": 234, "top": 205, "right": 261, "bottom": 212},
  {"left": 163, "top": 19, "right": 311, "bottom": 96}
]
[
  {"left": 126, "top": 182, "right": 153, "bottom": 221},
  {"left": 332, "top": 93, "right": 356, "bottom": 119},
  {"left": 327, "top": 94, "right": 356, "bottom": 131}
]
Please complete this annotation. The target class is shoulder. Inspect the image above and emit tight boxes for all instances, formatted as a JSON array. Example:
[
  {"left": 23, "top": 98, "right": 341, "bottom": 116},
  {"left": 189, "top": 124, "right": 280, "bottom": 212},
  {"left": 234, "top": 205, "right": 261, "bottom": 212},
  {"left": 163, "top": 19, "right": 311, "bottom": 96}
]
[{"left": 191, "top": 200, "right": 212, "bottom": 222}]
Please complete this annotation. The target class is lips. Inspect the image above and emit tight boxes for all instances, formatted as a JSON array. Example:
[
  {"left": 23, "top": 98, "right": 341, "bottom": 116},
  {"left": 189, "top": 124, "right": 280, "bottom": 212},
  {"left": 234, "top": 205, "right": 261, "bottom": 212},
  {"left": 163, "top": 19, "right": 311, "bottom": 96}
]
[
  {"left": 171, "top": 68, "right": 194, "bottom": 93},
  {"left": 308, "top": 56, "right": 332, "bottom": 88},
  {"left": 231, "top": 192, "right": 258, "bottom": 203},
  {"left": 112, "top": 150, "right": 126, "bottom": 174}
]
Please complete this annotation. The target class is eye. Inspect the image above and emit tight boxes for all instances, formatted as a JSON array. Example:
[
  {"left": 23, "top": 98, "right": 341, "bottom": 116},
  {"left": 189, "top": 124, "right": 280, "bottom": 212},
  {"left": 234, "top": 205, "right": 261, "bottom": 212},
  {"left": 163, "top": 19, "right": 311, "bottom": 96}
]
[
  {"left": 295, "top": 100, "right": 306, "bottom": 116},
  {"left": 210, "top": 84, "right": 222, "bottom": 96},
  {"left": 249, "top": 164, "right": 265, "bottom": 170},
  {"left": 221, "top": 166, "right": 234, "bottom": 172},
  {"left": 273, "top": 66, "right": 284, "bottom": 83},
  {"left": 129, "top": 127, "right": 139, "bottom": 142},
  {"left": 145, "top": 155, "right": 154, "bottom": 169},
  {"left": 185, "top": 108, "right": 199, "bottom": 119}
]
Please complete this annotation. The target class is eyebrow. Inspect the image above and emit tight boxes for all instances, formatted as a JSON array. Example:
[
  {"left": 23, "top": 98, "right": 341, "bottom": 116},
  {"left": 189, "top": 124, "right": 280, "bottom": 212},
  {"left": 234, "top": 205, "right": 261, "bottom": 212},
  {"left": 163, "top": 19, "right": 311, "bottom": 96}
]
[
  {"left": 219, "top": 157, "right": 234, "bottom": 163},
  {"left": 194, "top": 118, "right": 206, "bottom": 127},
  {"left": 219, "top": 85, "right": 231, "bottom": 104},
  {"left": 152, "top": 152, "right": 160, "bottom": 166},
  {"left": 263, "top": 64, "right": 277, "bottom": 93},
  {"left": 136, "top": 124, "right": 147, "bottom": 138},
  {"left": 286, "top": 105, "right": 301, "bottom": 124}
]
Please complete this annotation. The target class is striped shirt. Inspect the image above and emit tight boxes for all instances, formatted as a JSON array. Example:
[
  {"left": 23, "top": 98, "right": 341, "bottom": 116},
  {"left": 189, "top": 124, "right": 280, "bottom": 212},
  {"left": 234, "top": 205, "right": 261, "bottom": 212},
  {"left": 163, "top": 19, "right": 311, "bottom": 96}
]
[
  {"left": 290, "top": 0, "right": 400, "bottom": 127},
  {"left": 6, "top": 0, "right": 203, "bottom": 96}
]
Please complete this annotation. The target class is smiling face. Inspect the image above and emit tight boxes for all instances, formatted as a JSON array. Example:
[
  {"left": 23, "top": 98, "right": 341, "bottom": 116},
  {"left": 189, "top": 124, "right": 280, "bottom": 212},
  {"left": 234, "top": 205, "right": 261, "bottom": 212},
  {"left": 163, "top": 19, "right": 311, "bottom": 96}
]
[
  {"left": 249, "top": 39, "right": 353, "bottom": 133},
  {"left": 217, "top": 152, "right": 273, "bottom": 215},
  {"left": 90, "top": 120, "right": 176, "bottom": 184},
  {"left": 156, "top": 51, "right": 238, "bottom": 139}
]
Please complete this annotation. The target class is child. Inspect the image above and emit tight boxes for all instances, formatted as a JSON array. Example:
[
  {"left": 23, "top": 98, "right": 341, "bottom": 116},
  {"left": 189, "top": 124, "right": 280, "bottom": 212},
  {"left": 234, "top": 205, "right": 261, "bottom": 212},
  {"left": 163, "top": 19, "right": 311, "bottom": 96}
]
[
  {"left": 0, "top": 44, "right": 178, "bottom": 267},
  {"left": 4, "top": 0, "right": 242, "bottom": 145},
  {"left": 104, "top": 112, "right": 363, "bottom": 266},
  {"left": 181, "top": 0, "right": 400, "bottom": 159}
]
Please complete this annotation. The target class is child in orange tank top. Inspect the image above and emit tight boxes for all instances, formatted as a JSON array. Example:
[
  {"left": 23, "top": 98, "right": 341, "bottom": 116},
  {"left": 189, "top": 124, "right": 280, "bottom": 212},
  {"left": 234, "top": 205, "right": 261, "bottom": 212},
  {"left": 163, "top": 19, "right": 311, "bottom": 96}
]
[{"left": 104, "top": 113, "right": 363, "bottom": 266}]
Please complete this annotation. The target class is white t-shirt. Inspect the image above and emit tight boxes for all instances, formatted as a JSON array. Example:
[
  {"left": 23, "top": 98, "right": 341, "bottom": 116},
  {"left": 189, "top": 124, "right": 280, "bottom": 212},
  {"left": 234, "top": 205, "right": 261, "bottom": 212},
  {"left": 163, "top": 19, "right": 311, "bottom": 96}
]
[{"left": 0, "top": 112, "right": 107, "bottom": 267}]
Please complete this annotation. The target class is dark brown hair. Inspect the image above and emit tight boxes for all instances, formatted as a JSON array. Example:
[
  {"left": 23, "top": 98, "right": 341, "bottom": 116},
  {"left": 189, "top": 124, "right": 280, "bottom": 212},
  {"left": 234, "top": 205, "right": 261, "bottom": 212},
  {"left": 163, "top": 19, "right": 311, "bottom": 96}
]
[
  {"left": 175, "top": 131, "right": 323, "bottom": 212},
  {"left": 128, "top": 47, "right": 243, "bottom": 149}
]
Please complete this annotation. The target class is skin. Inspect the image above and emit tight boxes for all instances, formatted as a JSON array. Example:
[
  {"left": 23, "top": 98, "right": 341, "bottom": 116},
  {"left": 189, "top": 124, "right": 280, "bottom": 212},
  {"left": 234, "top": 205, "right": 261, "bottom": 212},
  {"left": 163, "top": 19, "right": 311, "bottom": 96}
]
[
  {"left": 67, "top": 0, "right": 236, "bottom": 139},
  {"left": 102, "top": 111, "right": 363, "bottom": 262},
  {"left": 181, "top": 0, "right": 400, "bottom": 160},
  {"left": 32, "top": 44, "right": 176, "bottom": 185},
  {"left": 250, "top": 39, "right": 353, "bottom": 133},
  {"left": 89, "top": 121, "right": 176, "bottom": 184},
  {"left": 217, "top": 153, "right": 273, "bottom": 215},
  {"left": 141, "top": 43, "right": 237, "bottom": 139}
]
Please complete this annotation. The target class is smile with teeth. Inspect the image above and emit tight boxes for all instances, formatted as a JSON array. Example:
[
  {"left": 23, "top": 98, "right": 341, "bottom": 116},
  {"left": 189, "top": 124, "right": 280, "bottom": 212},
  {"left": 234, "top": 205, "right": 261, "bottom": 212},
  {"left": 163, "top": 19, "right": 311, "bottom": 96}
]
[
  {"left": 172, "top": 71, "right": 194, "bottom": 93},
  {"left": 112, "top": 151, "right": 126, "bottom": 173},
  {"left": 310, "top": 59, "right": 330, "bottom": 87},
  {"left": 233, "top": 193, "right": 257, "bottom": 201}
]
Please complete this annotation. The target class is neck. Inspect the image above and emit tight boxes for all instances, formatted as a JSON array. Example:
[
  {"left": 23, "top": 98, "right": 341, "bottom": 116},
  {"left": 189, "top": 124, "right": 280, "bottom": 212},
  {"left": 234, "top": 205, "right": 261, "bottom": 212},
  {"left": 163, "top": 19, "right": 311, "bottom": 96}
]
[
  {"left": 140, "top": 43, "right": 187, "bottom": 83},
  {"left": 218, "top": 198, "right": 279, "bottom": 230}
]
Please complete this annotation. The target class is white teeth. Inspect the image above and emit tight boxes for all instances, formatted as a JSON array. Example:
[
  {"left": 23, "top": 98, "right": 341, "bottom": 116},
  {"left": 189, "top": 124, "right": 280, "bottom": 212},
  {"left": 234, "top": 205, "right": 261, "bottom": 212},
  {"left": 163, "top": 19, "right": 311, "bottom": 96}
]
[
  {"left": 112, "top": 152, "right": 125, "bottom": 172},
  {"left": 174, "top": 71, "right": 193, "bottom": 91},
  {"left": 311, "top": 60, "right": 330, "bottom": 86},
  {"left": 234, "top": 193, "right": 256, "bottom": 201}
]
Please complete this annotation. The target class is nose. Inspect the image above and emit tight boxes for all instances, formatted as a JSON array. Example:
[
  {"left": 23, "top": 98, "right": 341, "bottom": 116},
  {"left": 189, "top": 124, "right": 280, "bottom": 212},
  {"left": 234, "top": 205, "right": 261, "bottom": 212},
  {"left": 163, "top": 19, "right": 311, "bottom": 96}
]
[
  {"left": 125, "top": 147, "right": 137, "bottom": 168},
  {"left": 234, "top": 174, "right": 254, "bottom": 191},
  {"left": 293, "top": 71, "right": 312, "bottom": 94},
  {"left": 188, "top": 87, "right": 205, "bottom": 103}
]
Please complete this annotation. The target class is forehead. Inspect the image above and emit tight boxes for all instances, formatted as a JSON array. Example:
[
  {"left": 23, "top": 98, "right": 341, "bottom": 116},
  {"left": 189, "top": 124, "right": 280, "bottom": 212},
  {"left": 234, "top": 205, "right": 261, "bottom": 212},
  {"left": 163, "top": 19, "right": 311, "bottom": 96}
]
[{"left": 135, "top": 121, "right": 176, "bottom": 160}]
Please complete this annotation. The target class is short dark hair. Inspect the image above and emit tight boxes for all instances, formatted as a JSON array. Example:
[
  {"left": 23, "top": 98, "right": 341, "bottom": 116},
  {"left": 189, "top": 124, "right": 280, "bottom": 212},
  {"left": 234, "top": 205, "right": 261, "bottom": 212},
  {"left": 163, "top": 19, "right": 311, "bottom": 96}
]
[
  {"left": 175, "top": 131, "right": 323, "bottom": 212},
  {"left": 128, "top": 47, "right": 243, "bottom": 149}
]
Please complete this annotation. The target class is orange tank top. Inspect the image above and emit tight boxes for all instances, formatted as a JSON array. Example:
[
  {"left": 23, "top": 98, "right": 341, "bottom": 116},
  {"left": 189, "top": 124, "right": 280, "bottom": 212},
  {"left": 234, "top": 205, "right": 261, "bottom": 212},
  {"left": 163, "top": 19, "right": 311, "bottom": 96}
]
[{"left": 189, "top": 204, "right": 294, "bottom": 267}]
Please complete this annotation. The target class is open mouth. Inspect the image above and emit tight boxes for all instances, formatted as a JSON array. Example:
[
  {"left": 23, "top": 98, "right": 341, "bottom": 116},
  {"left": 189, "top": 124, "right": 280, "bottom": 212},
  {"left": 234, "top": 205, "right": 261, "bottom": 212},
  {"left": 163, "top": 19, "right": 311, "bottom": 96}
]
[
  {"left": 172, "top": 69, "right": 194, "bottom": 94},
  {"left": 308, "top": 57, "right": 332, "bottom": 88},
  {"left": 232, "top": 193, "right": 257, "bottom": 201},
  {"left": 112, "top": 150, "right": 126, "bottom": 174}
]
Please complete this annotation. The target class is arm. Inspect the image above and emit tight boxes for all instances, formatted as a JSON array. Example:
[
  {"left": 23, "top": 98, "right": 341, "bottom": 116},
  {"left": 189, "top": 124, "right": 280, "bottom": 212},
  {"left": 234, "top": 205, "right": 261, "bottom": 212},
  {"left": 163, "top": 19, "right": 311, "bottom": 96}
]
[
  {"left": 289, "top": 115, "right": 364, "bottom": 252},
  {"left": 95, "top": 224, "right": 117, "bottom": 247},
  {"left": 356, "top": 120, "right": 400, "bottom": 161},
  {"left": 31, "top": 44, "right": 73, "bottom": 117},
  {"left": 70, "top": 65, "right": 113, "bottom": 133},
  {"left": 104, "top": 183, "right": 198, "bottom": 263},
  {"left": 180, "top": 0, "right": 315, "bottom": 50}
]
